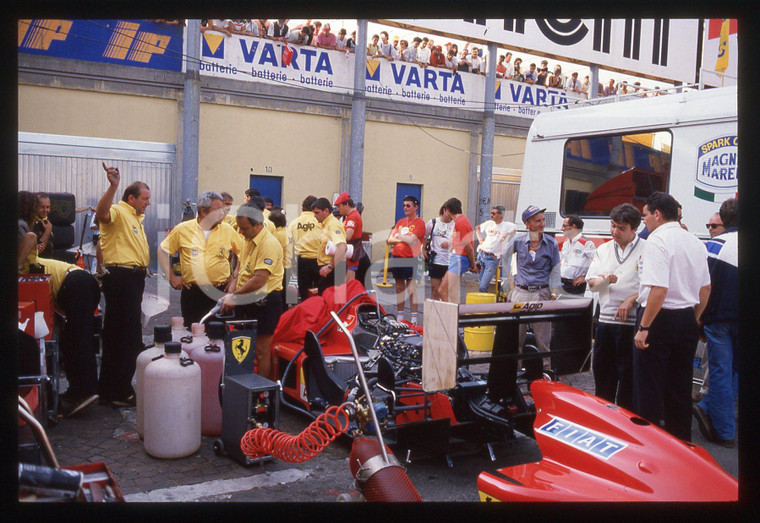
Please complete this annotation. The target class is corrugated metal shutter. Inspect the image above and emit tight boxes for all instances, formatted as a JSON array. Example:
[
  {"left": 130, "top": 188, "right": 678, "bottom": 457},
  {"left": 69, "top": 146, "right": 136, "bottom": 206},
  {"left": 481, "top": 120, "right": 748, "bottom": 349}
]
[
  {"left": 491, "top": 180, "right": 520, "bottom": 223},
  {"left": 18, "top": 132, "right": 175, "bottom": 270}
]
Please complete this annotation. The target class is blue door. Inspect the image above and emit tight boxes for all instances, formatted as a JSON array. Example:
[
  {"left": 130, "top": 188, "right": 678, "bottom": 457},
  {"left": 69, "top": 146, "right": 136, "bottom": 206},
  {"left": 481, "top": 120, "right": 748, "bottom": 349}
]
[
  {"left": 249, "top": 175, "right": 283, "bottom": 207},
  {"left": 395, "top": 183, "right": 422, "bottom": 223}
]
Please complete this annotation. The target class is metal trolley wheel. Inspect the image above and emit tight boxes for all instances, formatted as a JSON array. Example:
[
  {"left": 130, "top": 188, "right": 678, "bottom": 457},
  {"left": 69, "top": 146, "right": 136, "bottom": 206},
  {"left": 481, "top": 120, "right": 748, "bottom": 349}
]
[{"left": 213, "top": 438, "right": 225, "bottom": 457}]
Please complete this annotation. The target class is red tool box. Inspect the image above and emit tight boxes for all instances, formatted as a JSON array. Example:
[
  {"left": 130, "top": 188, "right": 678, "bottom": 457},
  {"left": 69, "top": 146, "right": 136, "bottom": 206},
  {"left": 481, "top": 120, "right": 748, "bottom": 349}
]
[{"left": 18, "top": 274, "right": 54, "bottom": 341}]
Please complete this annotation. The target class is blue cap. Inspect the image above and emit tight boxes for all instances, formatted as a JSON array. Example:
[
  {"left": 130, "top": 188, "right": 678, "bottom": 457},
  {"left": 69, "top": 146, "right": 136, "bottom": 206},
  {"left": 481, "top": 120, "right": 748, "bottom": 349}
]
[{"left": 521, "top": 205, "right": 546, "bottom": 223}]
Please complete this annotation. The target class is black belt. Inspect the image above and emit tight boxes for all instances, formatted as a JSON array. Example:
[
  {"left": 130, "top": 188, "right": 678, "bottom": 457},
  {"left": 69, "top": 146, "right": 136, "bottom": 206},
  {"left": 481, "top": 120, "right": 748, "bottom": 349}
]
[
  {"left": 105, "top": 264, "right": 146, "bottom": 273},
  {"left": 516, "top": 284, "right": 548, "bottom": 291},
  {"left": 561, "top": 278, "right": 576, "bottom": 284}
]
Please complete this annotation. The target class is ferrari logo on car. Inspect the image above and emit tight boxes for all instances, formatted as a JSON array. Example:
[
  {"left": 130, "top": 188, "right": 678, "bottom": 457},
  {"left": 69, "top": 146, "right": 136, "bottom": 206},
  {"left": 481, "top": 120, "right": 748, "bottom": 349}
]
[{"left": 231, "top": 336, "right": 251, "bottom": 363}]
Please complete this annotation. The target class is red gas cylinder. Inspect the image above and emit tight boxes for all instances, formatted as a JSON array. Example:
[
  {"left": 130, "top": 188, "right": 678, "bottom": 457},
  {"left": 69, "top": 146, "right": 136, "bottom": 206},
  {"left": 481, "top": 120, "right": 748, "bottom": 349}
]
[{"left": 193, "top": 321, "right": 225, "bottom": 436}]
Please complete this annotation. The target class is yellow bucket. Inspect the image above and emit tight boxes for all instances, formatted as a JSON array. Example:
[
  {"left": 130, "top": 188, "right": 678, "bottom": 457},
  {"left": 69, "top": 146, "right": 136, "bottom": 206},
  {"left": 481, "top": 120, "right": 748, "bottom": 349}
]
[{"left": 463, "top": 292, "right": 496, "bottom": 352}]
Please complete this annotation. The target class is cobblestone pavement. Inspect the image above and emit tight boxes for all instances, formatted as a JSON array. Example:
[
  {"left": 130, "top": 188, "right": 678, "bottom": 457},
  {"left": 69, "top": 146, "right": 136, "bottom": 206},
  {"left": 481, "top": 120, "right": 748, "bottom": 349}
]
[{"left": 38, "top": 273, "right": 737, "bottom": 502}]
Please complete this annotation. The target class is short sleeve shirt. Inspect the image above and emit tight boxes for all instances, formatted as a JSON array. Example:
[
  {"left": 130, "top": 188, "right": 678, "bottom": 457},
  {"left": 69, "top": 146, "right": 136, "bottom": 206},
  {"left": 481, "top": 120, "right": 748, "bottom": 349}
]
[
  {"left": 288, "top": 211, "right": 321, "bottom": 259},
  {"left": 506, "top": 232, "right": 561, "bottom": 287},
  {"left": 425, "top": 218, "right": 455, "bottom": 266},
  {"left": 317, "top": 214, "right": 346, "bottom": 266},
  {"left": 41, "top": 257, "right": 81, "bottom": 299},
  {"left": 160, "top": 220, "right": 242, "bottom": 285},
  {"left": 237, "top": 227, "right": 284, "bottom": 295},
  {"left": 99, "top": 201, "right": 150, "bottom": 267},
  {"left": 478, "top": 220, "right": 516, "bottom": 256},
  {"left": 391, "top": 216, "right": 426, "bottom": 258},
  {"left": 451, "top": 215, "right": 475, "bottom": 255},
  {"left": 560, "top": 235, "right": 597, "bottom": 280}
]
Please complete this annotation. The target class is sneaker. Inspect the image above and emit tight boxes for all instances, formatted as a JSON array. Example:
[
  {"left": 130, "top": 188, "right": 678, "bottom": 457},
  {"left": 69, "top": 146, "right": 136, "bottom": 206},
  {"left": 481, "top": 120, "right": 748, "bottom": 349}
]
[
  {"left": 111, "top": 394, "right": 136, "bottom": 408},
  {"left": 692, "top": 404, "right": 716, "bottom": 442},
  {"left": 61, "top": 394, "right": 99, "bottom": 418}
]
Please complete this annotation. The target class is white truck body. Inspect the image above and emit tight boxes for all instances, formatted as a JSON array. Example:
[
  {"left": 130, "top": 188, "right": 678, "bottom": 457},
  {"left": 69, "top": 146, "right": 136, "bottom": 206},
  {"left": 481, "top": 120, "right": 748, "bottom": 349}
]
[{"left": 516, "top": 86, "right": 737, "bottom": 240}]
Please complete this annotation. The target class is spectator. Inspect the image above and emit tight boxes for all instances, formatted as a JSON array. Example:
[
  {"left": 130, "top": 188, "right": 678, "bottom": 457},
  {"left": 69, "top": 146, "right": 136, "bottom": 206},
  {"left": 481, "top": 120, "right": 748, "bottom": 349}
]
[
  {"left": 467, "top": 46, "right": 484, "bottom": 74},
  {"left": 287, "top": 26, "right": 310, "bottom": 45},
  {"left": 346, "top": 30, "right": 356, "bottom": 51},
  {"left": 409, "top": 37, "right": 423, "bottom": 64},
  {"left": 475, "top": 205, "right": 516, "bottom": 293},
  {"left": 586, "top": 203, "right": 645, "bottom": 411},
  {"left": 634, "top": 81, "right": 646, "bottom": 97},
  {"left": 620, "top": 83, "right": 629, "bottom": 96},
  {"left": 424, "top": 205, "right": 455, "bottom": 301},
  {"left": 438, "top": 197, "right": 478, "bottom": 304},
  {"left": 378, "top": 31, "right": 394, "bottom": 60},
  {"left": 512, "top": 58, "right": 524, "bottom": 81},
  {"left": 503, "top": 52, "right": 515, "bottom": 80},
  {"left": 598, "top": 82, "right": 605, "bottom": 97},
  {"left": 257, "top": 19, "right": 270, "bottom": 36},
  {"left": 445, "top": 48, "right": 459, "bottom": 72},
  {"left": 567, "top": 71, "right": 582, "bottom": 94},
  {"left": 603, "top": 78, "right": 616, "bottom": 97},
  {"left": 244, "top": 19, "right": 260, "bottom": 37},
  {"left": 399, "top": 40, "right": 413, "bottom": 62},
  {"left": 205, "top": 19, "right": 231, "bottom": 37},
  {"left": 387, "top": 196, "right": 426, "bottom": 325},
  {"left": 502, "top": 205, "right": 562, "bottom": 370},
  {"left": 429, "top": 45, "right": 445, "bottom": 67},
  {"left": 536, "top": 59, "right": 549, "bottom": 86},
  {"left": 390, "top": 35, "right": 402, "bottom": 60},
  {"left": 457, "top": 47, "right": 470, "bottom": 72},
  {"left": 334, "top": 28, "right": 348, "bottom": 50},
  {"left": 694, "top": 198, "right": 738, "bottom": 448},
  {"left": 548, "top": 65, "right": 564, "bottom": 88},
  {"left": 417, "top": 37, "right": 431, "bottom": 67},
  {"left": 559, "top": 215, "right": 596, "bottom": 296},
  {"left": 496, "top": 55, "right": 507, "bottom": 78},
  {"left": 316, "top": 23, "right": 337, "bottom": 49},
  {"left": 634, "top": 192, "right": 711, "bottom": 442},
  {"left": 367, "top": 34, "right": 380, "bottom": 57},
  {"left": 267, "top": 19, "right": 289, "bottom": 42},
  {"left": 524, "top": 62, "right": 538, "bottom": 84},
  {"left": 580, "top": 75, "right": 590, "bottom": 98},
  {"left": 311, "top": 21, "right": 322, "bottom": 43}
]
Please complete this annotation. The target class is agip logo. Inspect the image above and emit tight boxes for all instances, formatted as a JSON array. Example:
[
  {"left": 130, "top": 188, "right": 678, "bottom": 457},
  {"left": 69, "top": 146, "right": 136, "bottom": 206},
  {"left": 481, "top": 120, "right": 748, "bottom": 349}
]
[
  {"left": 366, "top": 59, "right": 381, "bottom": 81},
  {"left": 18, "top": 20, "right": 72, "bottom": 50},
  {"left": 695, "top": 135, "right": 738, "bottom": 202},
  {"left": 202, "top": 32, "right": 225, "bottom": 59}
]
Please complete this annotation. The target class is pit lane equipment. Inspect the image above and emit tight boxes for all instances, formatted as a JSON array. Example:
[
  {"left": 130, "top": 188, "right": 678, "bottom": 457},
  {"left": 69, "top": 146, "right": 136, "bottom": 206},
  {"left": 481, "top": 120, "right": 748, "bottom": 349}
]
[{"left": 376, "top": 243, "right": 394, "bottom": 288}]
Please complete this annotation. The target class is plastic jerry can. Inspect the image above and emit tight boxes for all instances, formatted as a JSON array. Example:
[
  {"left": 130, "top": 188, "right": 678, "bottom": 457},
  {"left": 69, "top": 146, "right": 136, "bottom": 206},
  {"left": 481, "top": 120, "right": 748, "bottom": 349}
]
[
  {"left": 194, "top": 321, "right": 226, "bottom": 436},
  {"left": 136, "top": 325, "right": 170, "bottom": 438},
  {"left": 179, "top": 322, "right": 210, "bottom": 358},
  {"left": 143, "top": 342, "right": 201, "bottom": 458}
]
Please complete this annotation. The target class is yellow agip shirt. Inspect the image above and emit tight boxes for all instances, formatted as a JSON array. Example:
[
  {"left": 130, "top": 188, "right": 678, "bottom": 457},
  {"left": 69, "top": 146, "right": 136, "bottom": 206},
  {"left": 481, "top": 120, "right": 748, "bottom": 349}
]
[
  {"left": 99, "top": 201, "right": 150, "bottom": 267},
  {"left": 237, "top": 226, "right": 283, "bottom": 296}
]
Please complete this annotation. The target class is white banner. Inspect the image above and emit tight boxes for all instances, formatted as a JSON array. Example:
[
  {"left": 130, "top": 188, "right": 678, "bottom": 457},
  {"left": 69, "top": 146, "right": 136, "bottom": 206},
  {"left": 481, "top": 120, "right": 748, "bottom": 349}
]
[
  {"left": 196, "top": 32, "right": 585, "bottom": 120},
  {"left": 383, "top": 19, "right": 700, "bottom": 83}
]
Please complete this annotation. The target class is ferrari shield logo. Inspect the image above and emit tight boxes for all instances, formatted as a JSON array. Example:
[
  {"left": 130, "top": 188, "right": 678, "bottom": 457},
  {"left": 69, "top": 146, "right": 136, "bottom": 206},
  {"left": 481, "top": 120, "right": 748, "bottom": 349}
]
[{"left": 231, "top": 336, "right": 251, "bottom": 363}]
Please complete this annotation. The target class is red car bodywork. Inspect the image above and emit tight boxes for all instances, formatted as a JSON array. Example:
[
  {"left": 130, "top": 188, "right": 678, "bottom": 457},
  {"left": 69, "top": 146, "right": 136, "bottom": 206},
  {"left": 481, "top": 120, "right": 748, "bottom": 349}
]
[{"left": 477, "top": 379, "right": 738, "bottom": 502}]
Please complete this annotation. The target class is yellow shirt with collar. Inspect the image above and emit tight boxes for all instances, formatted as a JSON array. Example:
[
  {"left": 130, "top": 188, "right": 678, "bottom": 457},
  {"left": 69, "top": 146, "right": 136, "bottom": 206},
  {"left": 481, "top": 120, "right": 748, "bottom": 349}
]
[
  {"left": 317, "top": 213, "right": 346, "bottom": 267},
  {"left": 237, "top": 226, "right": 283, "bottom": 295},
  {"left": 275, "top": 226, "right": 293, "bottom": 269},
  {"left": 232, "top": 214, "right": 276, "bottom": 236},
  {"left": 160, "top": 220, "right": 242, "bottom": 286},
  {"left": 99, "top": 200, "right": 150, "bottom": 267},
  {"left": 287, "top": 211, "right": 321, "bottom": 259},
  {"left": 41, "top": 257, "right": 82, "bottom": 299}
]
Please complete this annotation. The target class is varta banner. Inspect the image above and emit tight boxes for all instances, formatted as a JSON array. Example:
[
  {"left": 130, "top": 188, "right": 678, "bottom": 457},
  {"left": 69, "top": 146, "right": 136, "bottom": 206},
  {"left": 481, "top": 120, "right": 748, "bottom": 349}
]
[{"left": 18, "top": 19, "right": 184, "bottom": 72}]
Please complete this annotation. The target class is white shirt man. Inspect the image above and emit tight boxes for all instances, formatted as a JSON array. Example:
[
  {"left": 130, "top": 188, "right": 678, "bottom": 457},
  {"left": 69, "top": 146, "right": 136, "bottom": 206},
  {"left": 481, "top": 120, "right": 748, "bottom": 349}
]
[
  {"left": 586, "top": 203, "right": 646, "bottom": 411},
  {"left": 475, "top": 206, "right": 516, "bottom": 293},
  {"left": 559, "top": 215, "right": 596, "bottom": 295},
  {"left": 504, "top": 53, "right": 515, "bottom": 79},
  {"left": 633, "top": 192, "right": 710, "bottom": 442}
]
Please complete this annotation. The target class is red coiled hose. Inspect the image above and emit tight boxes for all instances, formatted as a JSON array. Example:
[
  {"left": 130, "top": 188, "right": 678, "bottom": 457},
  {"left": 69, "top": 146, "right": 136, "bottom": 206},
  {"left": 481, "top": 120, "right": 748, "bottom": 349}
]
[{"left": 240, "top": 404, "right": 352, "bottom": 463}]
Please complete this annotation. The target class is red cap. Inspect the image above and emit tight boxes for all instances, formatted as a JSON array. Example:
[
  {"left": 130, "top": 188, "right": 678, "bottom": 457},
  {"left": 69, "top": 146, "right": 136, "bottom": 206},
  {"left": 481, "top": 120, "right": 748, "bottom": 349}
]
[{"left": 334, "top": 192, "right": 351, "bottom": 205}]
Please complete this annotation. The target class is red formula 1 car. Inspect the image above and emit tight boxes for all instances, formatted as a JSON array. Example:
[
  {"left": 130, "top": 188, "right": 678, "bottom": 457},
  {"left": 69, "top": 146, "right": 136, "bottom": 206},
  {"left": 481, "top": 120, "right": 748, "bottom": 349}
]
[{"left": 270, "top": 280, "right": 588, "bottom": 458}]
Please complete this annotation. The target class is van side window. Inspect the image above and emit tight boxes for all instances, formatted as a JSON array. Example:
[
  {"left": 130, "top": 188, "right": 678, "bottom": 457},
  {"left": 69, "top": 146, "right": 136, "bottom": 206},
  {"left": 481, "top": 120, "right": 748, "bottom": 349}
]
[{"left": 561, "top": 131, "right": 672, "bottom": 217}]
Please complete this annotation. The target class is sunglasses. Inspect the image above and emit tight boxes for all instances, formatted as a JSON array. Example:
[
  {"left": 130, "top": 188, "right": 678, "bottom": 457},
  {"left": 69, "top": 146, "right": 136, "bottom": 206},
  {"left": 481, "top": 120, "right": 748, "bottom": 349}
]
[{"left": 706, "top": 223, "right": 723, "bottom": 229}]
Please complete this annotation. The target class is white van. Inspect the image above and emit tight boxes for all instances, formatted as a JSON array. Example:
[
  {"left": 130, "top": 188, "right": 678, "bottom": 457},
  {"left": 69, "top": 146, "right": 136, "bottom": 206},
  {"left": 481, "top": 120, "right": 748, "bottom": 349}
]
[{"left": 516, "top": 85, "right": 737, "bottom": 242}]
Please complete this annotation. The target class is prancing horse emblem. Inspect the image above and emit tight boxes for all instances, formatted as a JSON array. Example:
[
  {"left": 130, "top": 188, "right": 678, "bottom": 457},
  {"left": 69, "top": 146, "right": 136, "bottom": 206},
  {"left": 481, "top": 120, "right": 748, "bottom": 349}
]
[{"left": 231, "top": 336, "right": 251, "bottom": 363}]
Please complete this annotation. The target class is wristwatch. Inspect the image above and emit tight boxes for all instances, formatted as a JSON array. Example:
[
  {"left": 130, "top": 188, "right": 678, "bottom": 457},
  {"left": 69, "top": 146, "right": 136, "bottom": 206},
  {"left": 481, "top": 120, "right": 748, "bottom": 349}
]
[{"left": 639, "top": 325, "right": 650, "bottom": 331}]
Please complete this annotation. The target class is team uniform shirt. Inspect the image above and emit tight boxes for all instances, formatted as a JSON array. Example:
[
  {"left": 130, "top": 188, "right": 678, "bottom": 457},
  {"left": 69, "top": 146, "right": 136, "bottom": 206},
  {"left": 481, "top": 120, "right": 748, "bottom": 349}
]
[
  {"left": 560, "top": 235, "right": 597, "bottom": 280},
  {"left": 99, "top": 200, "right": 150, "bottom": 267},
  {"left": 451, "top": 215, "right": 475, "bottom": 256},
  {"left": 237, "top": 227, "right": 284, "bottom": 296},
  {"left": 41, "top": 257, "right": 82, "bottom": 299},
  {"left": 343, "top": 209, "right": 364, "bottom": 268},
  {"left": 425, "top": 218, "right": 455, "bottom": 266},
  {"left": 477, "top": 220, "right": 516, "bottom": 256},
  {"left": 586, "top": 237, "right": 646, "bottom": 325},
  {"left": 288, "top": 211, "right": 321, "bottom": 259},
  {"left": 637, "top": 222, "right": 710, "bottom": 309},
  {"left": 274, "top": 226, "right": 293, "bottom": 270},
  {"left": 701, "top": 228, "right": 738, "bottom": 324},
  {"left": 316, "top": 214, "right": 347, "bottom": 267},
  {"left": 390, "top": 216, "right": 426, "bottom": 258},
  {"left": 503, "top": 232, "right": 561, "bottom": 288},
  {"left": 222, "top": 211, "right": 236, "bottom": 228},
  {"left": 160, "top": 220, "right": 242, "bottom": 286}
]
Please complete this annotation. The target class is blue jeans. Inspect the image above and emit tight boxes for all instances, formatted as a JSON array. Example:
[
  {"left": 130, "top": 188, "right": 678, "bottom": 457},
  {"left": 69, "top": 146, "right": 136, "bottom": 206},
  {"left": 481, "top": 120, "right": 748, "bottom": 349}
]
[
  {"left": 698, "top": 321, "right": 738, "bottom": 440},
  {"left": 477, "top": 251, "right": 499, "bottom": 293}
]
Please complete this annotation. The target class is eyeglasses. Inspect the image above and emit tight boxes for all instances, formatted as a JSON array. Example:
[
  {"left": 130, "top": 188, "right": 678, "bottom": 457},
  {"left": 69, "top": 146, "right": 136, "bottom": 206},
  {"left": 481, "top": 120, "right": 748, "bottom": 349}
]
[
  {"left": 706, "top": 223, "right": 723, "bottom": 229},
  {"left": 403, "top": 204, "right": 414, "bottom": 208},
  {"left": 561, "top": 224, "right": 571, "bottom": 229}
]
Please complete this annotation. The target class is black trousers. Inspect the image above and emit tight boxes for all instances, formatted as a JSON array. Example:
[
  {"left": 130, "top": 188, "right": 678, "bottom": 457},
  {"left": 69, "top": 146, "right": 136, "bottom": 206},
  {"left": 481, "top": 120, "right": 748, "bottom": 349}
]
[
  {"left": 561, "top": 278, "right": 586, "bottom": 295},
  {"left": 99, "top": 267, "right": 145, "bottom": 401},
  {"left": 57, "top": 270, "right": 101, "bottom": 398},
  {"left": 296, "top": 256, "right": 320, "bottom": 302},
  {"left": 592, "top": 322, "right": 635, "bottom": 412},
  {"left": 355, "top": 253, "right": 371, "bottom": 290},
  {"left": 181, "top": 283, "right": 226, "bottom": 328},
  {"left": 317, "top": 267, "right": 335, "bottom": 296},
  {"left": 633, "top": 306, "right": 699, "bottom": 442}
]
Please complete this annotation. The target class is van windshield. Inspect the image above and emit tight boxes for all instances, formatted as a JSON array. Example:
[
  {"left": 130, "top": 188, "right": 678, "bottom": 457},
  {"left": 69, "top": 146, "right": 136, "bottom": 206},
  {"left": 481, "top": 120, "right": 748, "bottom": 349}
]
[{"left": 561, "top": 131, "right": 672, "bottom": 217}]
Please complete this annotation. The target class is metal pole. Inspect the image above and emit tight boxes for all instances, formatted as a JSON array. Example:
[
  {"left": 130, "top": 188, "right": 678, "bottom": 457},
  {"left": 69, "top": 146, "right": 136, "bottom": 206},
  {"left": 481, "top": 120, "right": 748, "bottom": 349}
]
[
  {"left": 589, "top": 64, "right": 599, "bottom": 100},
  {"left": 478, "top": 42, "right": 497, "bottom": 225},
  {"left": 181, "top": 20, "right": 201, "bottom": 216},
  {"left": 348, "top": 19, "right": 368, "bottom": 202}
]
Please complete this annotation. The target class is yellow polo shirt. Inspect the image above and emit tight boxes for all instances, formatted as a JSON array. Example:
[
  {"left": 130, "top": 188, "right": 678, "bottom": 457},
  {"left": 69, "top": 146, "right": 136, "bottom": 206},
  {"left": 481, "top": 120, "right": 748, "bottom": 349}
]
[
  {"left": 287, "top": 211, "right": 321, "bottom": 259},
  {"left": 232, "top": 214, "right": 276, "bottom": 235},
  {"left": 99, "top": 200, "right": 150, "bottom": 267},
  {"left": 222, "top": 211, "right": 236, "bottom": 228},
  {"left": 316, "top": 214, "right": 346, "bottom": 267},
  {"left": 274, "top": 226, "right": 292, "bottom": 269},
  {"left": 237, "top": 226, "right": 283, "bottom": 295},
  {"left": 41, "top": 258, "right": 82, "bottom": 299},
  {"left": 160, "top": 220, "right": 242, "bottom": 286}
]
